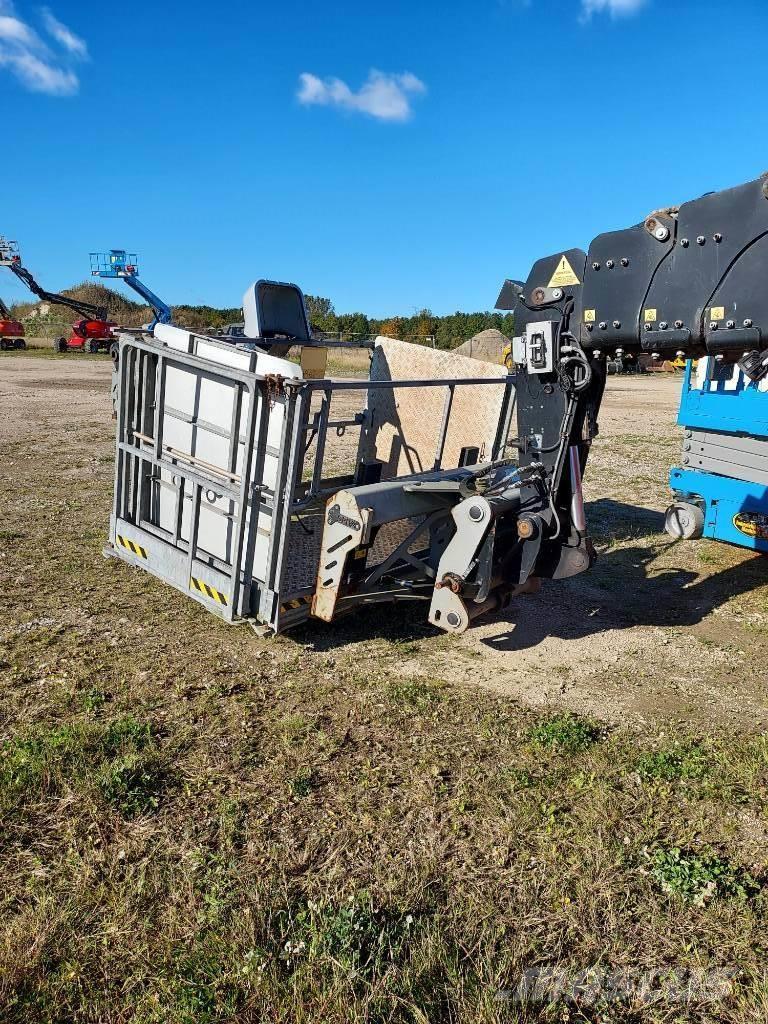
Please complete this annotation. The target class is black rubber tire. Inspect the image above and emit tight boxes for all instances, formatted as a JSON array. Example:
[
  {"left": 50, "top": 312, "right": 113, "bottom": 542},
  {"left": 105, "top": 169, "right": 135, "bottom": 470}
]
[
  {"left": 55, "top": 337, "right": 68, "bottom": 354},
  {"left": 0, "top": 340, "right": 7, "bottom": 351},
  {"left": 88, "top": 338, "right": 100, "bottom": 354},
  {"left": 14, "top": 339, "right": 26, "bottom": 350}
]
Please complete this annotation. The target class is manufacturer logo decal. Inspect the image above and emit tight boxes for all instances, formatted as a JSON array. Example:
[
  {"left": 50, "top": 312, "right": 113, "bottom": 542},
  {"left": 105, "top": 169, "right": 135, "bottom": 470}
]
[{"left": 733, "top": 511, "right": 768, "bottom": 540}]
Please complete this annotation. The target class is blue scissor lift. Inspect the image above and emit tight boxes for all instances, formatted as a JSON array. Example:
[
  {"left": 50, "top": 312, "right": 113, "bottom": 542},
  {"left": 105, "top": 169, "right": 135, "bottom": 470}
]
[{"left": 667, "top": 358, "right": 768, "bottom": 553}]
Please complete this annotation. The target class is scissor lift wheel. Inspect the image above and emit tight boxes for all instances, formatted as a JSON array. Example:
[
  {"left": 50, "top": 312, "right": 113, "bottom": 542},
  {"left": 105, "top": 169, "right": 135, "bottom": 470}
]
[{"left": 665, "top": 500, "right": 704, "bottom": 540}]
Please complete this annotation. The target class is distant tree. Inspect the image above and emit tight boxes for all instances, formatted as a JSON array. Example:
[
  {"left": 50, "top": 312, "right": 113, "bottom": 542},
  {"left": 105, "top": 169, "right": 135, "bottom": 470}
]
[
  {"left": 379, "top": 317, "right": 406, "bottom": 339},
  {"left": 411, "top": 308, "right": 437, "bottom": 345},
  {"left": 304, "top": 294, "right": 335, "bottom": 320},
  {"left": 304, "top": 294, "right": 338, "bottom": 334},
  {"left": 337, "top": 312, "right": 370, "bottom": 339}
]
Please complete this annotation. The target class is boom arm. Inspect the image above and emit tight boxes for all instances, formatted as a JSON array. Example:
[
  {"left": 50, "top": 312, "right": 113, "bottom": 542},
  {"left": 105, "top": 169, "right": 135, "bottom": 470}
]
[
  {"left": 425, "top": 173, "right": 768, "bottom": 631},
  {"left": 90, "top": 251, "right": 171, "bottom": 329},
  {"left": 119, "top": 274, "right": 172, "bottom": 328},
  {"left": 5, "top": 259, "right": 107, "bottom": 322}
]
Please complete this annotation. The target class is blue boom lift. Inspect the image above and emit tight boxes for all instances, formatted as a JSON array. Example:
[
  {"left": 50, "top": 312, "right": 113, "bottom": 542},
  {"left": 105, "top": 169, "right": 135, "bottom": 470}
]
[{"left": 90, "top": 250, "right": 172, "bottom": 342}]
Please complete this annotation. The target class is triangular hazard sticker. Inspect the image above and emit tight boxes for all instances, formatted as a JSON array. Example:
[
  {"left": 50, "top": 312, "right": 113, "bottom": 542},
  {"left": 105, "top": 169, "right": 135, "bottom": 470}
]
[{"left": 547, "top": 255, "right": 581, "bottom": 288}]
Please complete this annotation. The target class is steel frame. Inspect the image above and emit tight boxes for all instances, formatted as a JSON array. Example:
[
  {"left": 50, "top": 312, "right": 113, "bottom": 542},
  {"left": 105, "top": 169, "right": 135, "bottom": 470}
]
[{"left": 109, "top": 333, "right": 516, "bottom": 632}]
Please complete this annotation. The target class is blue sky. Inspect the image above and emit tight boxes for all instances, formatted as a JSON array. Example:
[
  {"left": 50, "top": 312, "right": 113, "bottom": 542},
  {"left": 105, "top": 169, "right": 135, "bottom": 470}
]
[{"left": 1, "top": 0, "right": 766, "bottom": 317}]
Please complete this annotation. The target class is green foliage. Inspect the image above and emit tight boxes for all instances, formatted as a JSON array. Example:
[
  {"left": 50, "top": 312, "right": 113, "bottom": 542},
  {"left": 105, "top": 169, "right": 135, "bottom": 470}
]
[
  {"left": 647, "top": 846, "right": 760, "bottom": 905},
  {"left": 289, "top": 769, "right": 316, "bottom": 798},
  {"left": 80, "top": 687, "right": 107, "bottom": 713},
  {"left": 167, "top": 935, "right": 243, "bottom": 1024},
  {"left": 277, "top": 895, "right": 418, "bottom": 981},
  {"left": 12, "top": 281, "right": 145, "bottom": 326},
  {"left": 637, "top": 743, "right": 710, "bottom": 781},
  {"left": 172, "top": 304, "right": 242, "bottom": 332},
  {"left": 0, "top": 715, "right": 167, "bottom": 817},
  {"left": 529, "top": 713, "right": 602, "bottom": 753},
  {"left": 305, "top": 293, "right": 336, "bottom": 329},
  {"left": 102, "top": 715, "right": 155, "bottom": 754},
  {"left": 0, "top": 723, "right": 90, "bottom": 804},
  {"left": 96, "top": 751, "right": 168, "bottom": 817},
  {"left": 301, "top": 292, "right": 514, "bottom": 348}
]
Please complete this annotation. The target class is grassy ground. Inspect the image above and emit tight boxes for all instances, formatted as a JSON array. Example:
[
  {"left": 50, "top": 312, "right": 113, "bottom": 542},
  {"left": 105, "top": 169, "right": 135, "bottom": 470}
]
[{"left": 1, "top": 361, "right": 768, "bottom": 1021}]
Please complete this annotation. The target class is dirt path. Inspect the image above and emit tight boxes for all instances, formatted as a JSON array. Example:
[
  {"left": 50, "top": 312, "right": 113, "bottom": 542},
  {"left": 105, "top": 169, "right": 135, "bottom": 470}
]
[{"left": 2, "top": 354, "right": 767, "bottom": 732}]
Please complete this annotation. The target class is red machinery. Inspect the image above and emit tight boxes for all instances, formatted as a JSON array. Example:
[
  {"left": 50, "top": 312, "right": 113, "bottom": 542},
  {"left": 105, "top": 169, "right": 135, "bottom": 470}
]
[
  {"left": 0, "top": 296, "right": 25, "bottom": 350},
  {"left": 56, "top": 316, "right": 117, "bottom": 354},
  {"left": 0, "top": 238, "right": 116, "bottom": 354}
]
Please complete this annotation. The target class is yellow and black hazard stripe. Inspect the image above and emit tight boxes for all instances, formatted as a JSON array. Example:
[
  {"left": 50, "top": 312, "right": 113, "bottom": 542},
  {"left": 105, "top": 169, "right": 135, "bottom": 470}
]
[
  {"left": 190, "top": 577, "right": 228, "bottom": 606},
  {"left": 117, "top": 534, "right": 148, "bottom": 559},
  {"left": 280, "top": 595, "right": 312, "bottom": 613}
]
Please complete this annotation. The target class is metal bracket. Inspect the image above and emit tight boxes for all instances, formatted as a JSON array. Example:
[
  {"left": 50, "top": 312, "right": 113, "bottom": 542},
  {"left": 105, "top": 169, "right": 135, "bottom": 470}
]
[
  {"left": 312, "top": 491, "right": 370, "bottom": 622},
  {"left": 428, "top": 496, "right": 493, "bottom": 634}
]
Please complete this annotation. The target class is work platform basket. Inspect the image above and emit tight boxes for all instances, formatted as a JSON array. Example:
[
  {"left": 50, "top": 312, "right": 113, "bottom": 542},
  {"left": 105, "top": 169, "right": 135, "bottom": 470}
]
[{"left": 107, "top": 323, "right": 515, "bottom": 633}]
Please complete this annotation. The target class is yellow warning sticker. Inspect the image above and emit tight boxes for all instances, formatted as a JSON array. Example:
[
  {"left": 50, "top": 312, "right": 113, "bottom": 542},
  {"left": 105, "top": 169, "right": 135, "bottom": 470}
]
[
  {"left": 710, "top": 306, "right": 725, "bottom": 321},
  {"left": 547, "top": 255, "right": 581, "bottom": 288},
  {"left": 117, "top": 534, "right": 148, "bottom": 559},
  {"left": 584, "top": 309, "right": 596, "bottom": 323},
  {"left": 190, "top": 576, "right": 228, "bottom": 606},
  {"left": 644, "top": 308, "right": 657, "bottom": 324}
]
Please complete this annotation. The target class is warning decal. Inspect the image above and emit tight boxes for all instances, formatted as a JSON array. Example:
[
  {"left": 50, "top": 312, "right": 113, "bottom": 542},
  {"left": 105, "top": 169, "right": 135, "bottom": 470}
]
[
  {"left": 190, "top": 576, "right": 228, "bottom": 606},
  {"left": 117, "top": 534, "right": 147, "bottom": 559},
  {"left": 644, "top": 308, "right": 657, "bottom": 324},
  {"left": 547, "top": 255, "right": 581, "bottom": 289},
  {"left": 584, "top": 309, "right": 596, "bottom": 323},
  {"left": 710, "top": 306, "right": 725, "bottom": 321}
]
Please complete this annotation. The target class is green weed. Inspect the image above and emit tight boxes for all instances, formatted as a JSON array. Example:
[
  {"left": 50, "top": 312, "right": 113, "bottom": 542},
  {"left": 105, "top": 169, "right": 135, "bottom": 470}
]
[
  {"left": 529, "top": 713, "right": 602, "bottom": 753},
  {"left": 647, "top": 846, "right": 760, "bottom": 906},
  {"left": 289, "top": 769, "right": 316, "bottom": 798},
  {"left": 96, "top": 751, "right": 168, "bottom": 817},
  {"left": 636, "top": 743, "right": 710, "bottom": 781},
  {"left": 276, "top": 895, "right": 418, "bottom": 981}
]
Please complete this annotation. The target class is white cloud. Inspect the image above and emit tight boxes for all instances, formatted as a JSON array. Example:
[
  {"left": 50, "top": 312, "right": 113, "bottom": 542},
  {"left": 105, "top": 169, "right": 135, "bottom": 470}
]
[
  {"left": 581, "top": 0, "right": 648, "bottom": 18},
  {"left": 0, "top": 1, "right": 85, "bottom": 95},
  {"left": 297, "top": 69, "right": 426, "bottom": 122},
  {"left": 41, "top": 7, "right": 88, "bottom": 58},
  {"left": 0, "top": 13, "right": 36, "bottom": 45},
  {"left": 0, "top": 50, "right": 77, "bottom": 92}
]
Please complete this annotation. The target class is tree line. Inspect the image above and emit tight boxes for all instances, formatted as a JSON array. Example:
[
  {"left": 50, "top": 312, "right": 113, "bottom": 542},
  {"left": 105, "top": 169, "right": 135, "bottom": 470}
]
[
  {"left": 305, "top": 295, "right": 513, "bottom": 350},
  {"left": 11, "top": 284, "right": 514, "bottom": 349}
]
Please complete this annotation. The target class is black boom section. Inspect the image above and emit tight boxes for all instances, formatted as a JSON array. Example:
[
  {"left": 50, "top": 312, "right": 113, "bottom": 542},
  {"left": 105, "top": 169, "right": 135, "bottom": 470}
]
[
  {"left": 569, "top": 174, "right": 768, "bottom": 358},
  {"left": 514, "top": 248, "right": 586, "bottom": 469},
  {"left": 645, "top": 176, "right": 768, "bottom": 354},
  {"left": 514, "top": 248, "right": 586, "bottom": 333},
  {"left": 579, "top": 211, "right": 676, "bottom": 350}
]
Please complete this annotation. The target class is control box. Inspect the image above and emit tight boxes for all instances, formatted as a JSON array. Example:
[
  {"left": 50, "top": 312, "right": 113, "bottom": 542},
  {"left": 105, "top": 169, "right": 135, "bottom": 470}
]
[{"left": 512, "top": 321, "right": 557, "bottom": 375}]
